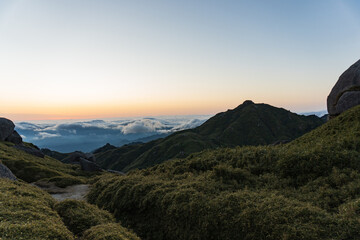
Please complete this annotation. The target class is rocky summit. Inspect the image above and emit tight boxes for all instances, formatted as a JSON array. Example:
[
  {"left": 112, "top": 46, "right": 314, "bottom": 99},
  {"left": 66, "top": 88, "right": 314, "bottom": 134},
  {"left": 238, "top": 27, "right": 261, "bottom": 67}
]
[
  {"left": 327, "top": 59, "right": 360, "bottom": 117},
  {"left": 0, "top": 117, "right": 23, "bottom": 145}
]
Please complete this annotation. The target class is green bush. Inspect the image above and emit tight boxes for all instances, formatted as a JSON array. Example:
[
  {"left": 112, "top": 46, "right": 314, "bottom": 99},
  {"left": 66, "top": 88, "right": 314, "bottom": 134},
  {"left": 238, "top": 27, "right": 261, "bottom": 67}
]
[
  {"left": 54, "top": 199, "right": 115, "bottom": 235},
  {"left": 47, "top": 175, "right": 86, "bottom": 187},
  {"left": 0, "top": 178, "right": 74, "bottom": 240},
  {"left": 81, "top": 223, "right": 140, "bottom": 240},
  {"left": 0, "top": 142, "right": 95, "bottom": 187}
]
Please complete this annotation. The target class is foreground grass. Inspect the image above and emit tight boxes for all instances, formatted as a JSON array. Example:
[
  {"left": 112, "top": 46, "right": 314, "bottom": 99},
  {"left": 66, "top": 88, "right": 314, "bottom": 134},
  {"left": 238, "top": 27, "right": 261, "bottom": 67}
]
[
  {"left": 82, "top": 223, "right": 141, "bottom": 240},
  {"left": 0, "top": 178, "right": 74, "bottom": 240},
  {"left": 55, "top": 199, "right": 141, "bottom": 239},
  {"left": 0, "top": 178, "right": 141, "bottom": 240},
  {"left": 55, "top": 200, "right": 115, "bottom": 236},
  {"left": 88, "top": 105, "right": 360, "bottom": 240}
]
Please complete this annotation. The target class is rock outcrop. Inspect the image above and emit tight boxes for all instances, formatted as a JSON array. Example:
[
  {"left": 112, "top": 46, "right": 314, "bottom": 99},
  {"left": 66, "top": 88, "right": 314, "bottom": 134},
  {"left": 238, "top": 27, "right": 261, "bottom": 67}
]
[
  {"left": 0, "top": 163, "right": 17, "bottom": 181},
  {"left": 13, "top": 145, "right": 45, "bottom": 158},
  {"left": 6, "top": 131, "right": 23, "bottom": 145},
  {"left": 0, "top": 118, "right": 17, "bottom": 141},
  {"left": 0, "top": 117, "right": 24, "bottom": 145},
  {"left": 62, "top": 151, "right": 102, "bottom": 172},
  {"left": 327, "top": 59, "right": 360, "bottom": 117},
  {"left": 0, "top": 117, "right": 46, "bottom": 157},
  {"left": 62, "top": 152, "right": 96, "bottom": 164}
]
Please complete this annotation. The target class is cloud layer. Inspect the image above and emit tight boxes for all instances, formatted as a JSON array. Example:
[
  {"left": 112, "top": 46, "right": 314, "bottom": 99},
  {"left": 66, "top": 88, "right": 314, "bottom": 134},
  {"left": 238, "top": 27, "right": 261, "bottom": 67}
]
[{"left": 15, "top": 115, "right": 210, "bottom": 153}]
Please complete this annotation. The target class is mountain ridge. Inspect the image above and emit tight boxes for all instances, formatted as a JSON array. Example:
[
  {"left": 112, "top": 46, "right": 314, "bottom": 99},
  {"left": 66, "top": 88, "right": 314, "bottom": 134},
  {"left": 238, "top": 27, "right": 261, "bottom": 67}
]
[{"left": 95, "top": 101, "right": 325, "bottom": 172}]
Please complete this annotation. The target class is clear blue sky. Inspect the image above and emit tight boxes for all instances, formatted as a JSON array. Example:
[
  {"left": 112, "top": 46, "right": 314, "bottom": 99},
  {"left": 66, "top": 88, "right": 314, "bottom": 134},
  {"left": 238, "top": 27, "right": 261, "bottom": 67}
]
[{"left": 0, "top": 0, "right": 359, "bottom": 120}]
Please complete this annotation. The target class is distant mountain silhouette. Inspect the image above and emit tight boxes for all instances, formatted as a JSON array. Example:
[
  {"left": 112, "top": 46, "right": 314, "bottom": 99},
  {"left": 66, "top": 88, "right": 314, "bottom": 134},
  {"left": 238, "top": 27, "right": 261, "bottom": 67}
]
[{"left": 95, "top": 101, "right": 325, "bottom": 172}]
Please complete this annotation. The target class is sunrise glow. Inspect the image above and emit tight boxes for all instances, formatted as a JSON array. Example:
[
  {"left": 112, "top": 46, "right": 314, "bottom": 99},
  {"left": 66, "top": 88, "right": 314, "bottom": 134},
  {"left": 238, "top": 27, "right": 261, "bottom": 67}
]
[{"left": 1, "top": 0, "right": 360, "bottom": 120}]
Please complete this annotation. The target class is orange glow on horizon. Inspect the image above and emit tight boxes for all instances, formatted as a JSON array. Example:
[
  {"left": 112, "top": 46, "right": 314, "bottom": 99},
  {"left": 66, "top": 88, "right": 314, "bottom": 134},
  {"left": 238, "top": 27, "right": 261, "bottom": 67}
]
[
  {"left": 1, "top": 96, "right": 327, "bottom": 121},
  {"left": 1, "top": 100, "right": 239, "bottom": 121}
]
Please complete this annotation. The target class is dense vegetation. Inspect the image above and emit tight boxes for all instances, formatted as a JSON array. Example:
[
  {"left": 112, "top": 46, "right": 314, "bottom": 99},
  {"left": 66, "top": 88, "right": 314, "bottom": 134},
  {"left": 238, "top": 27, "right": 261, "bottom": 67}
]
[
  {"left": 0, "top": 141, "right": 95, "bottom": 187},
  {"left": 0, "top": 178, "right": 74, "bottom": 240},
  {"left": 82, "top": 223, "right": 141, "bottom": 240},
  {"left": 95, "top": 101, "right": 324, "bottom": 172},
  {"left": 55, "top": 199, "right": 115, "bottom": 235},
  {"left": 0, "top": 178, "right": 140, "bottom": 240},
  {"left": 88, "top": 105, "right": 360, "bottom": 240}
]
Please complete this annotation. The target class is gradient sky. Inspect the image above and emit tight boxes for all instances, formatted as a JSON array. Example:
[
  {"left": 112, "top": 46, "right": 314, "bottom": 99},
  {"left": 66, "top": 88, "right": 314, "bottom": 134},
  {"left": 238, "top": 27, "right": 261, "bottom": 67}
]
[{"left": 1, "top": 0, "right": 360, "bottom": 120}]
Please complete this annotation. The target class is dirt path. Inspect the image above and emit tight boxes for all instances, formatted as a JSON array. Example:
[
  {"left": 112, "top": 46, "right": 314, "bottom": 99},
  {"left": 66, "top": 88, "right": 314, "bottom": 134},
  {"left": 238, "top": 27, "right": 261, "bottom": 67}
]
[
  {"left": 34, "top": 182, "right": 90, "bottom": 201},
  {"left": 51, "top": 184, "right": 90, "bottom": 201}
]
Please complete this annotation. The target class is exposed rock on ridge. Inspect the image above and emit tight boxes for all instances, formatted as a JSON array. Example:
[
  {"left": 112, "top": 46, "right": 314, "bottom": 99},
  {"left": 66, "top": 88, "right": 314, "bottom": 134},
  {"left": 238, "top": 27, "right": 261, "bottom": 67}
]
[
  {"left": 62, "top": 151, "right": 102, "bottom": 172},
  {"left": 0, "top": 117, "right": 46, "bottom": 158},
  {"left": 0, "top": 118, "right": 18, "bottom": 143},
  {"left": 13, "top": 145, "right": 45, "bottom": 158},
  {"left": 327, "top": 59, "right": 360, "bottom": 117},
  {"left": 0, "top": 163, "right": 17, "bottom": 180}
]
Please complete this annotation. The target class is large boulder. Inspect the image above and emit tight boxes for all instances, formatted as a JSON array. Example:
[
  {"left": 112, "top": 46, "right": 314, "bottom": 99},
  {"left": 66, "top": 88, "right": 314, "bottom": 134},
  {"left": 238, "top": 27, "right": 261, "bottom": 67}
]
[
  {"left": 61, "top": 151, "right": 101, "bottom": 171},
  {"left": 0, "top": 118, "right": 15, "bottom": 141},
  {"left": 327, "top": 59, "right": 360, "bottom": 117},
  {"left": 0, "top": 163, "right": 16, "bottom": 181},
  {"left": 5, "top": 131, "right": 23, "bottom": 145}
]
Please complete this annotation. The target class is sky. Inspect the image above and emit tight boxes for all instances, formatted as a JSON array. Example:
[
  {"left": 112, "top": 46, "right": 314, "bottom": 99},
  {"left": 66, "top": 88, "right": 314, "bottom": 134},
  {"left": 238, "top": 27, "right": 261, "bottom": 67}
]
[{"left": 0, "top": 0, "right": 360, "bottom": 120}]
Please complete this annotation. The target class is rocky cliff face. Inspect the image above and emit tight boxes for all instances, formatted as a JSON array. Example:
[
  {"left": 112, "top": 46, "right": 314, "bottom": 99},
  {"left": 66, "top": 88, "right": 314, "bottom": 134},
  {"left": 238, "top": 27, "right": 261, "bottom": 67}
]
[{"left": 327, "top": 59, "right": 360, "bottom": 117}]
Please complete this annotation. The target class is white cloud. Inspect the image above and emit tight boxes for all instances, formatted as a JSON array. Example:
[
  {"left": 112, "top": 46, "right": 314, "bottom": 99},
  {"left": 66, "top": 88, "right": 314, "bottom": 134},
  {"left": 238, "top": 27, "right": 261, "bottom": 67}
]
[
  {"left": 34, "top": 132, "right": 61, "bottom": 140},
  {"left": 171, "top": 119, "right": 207, "bottom": 132},
  {"left": 15, "top": 115, "right": 212, "bottom": 151},
  {"left": 121, "top": 119, "right": 166, "bottom": 134}
]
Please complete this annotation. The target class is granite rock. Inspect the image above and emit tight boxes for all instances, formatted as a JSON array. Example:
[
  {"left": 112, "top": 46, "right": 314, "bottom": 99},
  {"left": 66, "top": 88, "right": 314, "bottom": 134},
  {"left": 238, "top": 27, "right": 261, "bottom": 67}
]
[{"left": 327, "top": 59, "right": 360, "bottom": 117}]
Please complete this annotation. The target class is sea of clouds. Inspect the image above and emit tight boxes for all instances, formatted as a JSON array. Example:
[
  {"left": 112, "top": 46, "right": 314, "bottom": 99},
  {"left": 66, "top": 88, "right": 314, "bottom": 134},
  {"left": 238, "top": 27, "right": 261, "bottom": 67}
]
[{"left": 15, "top": 115, "right": 211, "bottom": 153}]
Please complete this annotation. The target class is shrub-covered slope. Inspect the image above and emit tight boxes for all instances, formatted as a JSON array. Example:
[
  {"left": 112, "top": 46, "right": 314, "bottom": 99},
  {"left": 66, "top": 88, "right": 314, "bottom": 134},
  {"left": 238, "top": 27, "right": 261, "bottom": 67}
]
[
  {"left": 0, "top": 178, "right": 74, "bottom": 240},
  {"left": 0, "top": 178, "right": 140, "bottom": 240},
  {"left": 0, "top": 142, "right": 95, "bottom": 187},
  {"left": 55, "top": 199, "right": 115, "bottom": 236},
  {"left": 54, "top": 199, "right": 141, "bottom": 239},
  {"left": 88, "top": 105, "right": 360, "bottom": 240},
  {"left": 82, "top": 223, "right": 141, "bottom": 240},
  {"left": 95, "top": 101, "right": 324, "bottom": 172}
]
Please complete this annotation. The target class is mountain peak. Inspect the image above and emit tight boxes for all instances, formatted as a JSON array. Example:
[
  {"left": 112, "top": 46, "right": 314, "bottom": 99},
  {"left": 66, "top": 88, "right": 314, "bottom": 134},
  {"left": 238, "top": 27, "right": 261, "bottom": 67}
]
[{"left": 242, "top": 100, "right": 254, "bottom": 105}]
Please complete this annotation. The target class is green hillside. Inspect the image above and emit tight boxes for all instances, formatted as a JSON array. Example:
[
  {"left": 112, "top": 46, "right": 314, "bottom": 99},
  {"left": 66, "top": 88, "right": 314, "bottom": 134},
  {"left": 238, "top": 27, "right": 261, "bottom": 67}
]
[
  {"left": 0, "top": 142, "right": 95, "bottom": 187},
  {"left": 0, "top": 177, "right": 141, "bottom": 240},
  {"left": 0, "top": 142, "right": 141, "bottom": 239},
  {"left": 95, "top": 101, "right": 324, "bottom": 172},
  {"left": 88, "top": 105, "right": 360, "bottom": 240}
]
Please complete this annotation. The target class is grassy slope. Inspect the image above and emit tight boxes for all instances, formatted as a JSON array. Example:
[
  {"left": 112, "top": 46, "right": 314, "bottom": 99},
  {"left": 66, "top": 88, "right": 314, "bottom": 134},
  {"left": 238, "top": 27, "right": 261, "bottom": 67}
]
[
  {"left": 0, "top": 145, "right": 141, "bottom": 239},
  {"left": 96, "top": 102, "right": 324, "bottom": 172},
  {"left": 0, "top": 142, "right": 97, "bottom": 187},
  {"left": 88, "top": 105, "right": 360, "bottom": 240},
  {"left": 0, "top": 178, "right": 141, "bottom": 240},
  {"left": 0, "top": 178, "right": 74, "bottom": 240}
]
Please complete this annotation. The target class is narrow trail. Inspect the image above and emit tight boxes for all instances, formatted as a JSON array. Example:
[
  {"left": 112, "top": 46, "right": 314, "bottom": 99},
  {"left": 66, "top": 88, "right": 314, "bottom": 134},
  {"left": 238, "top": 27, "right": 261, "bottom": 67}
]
[
  {"left": 51, "top": 184, "right": 90, "bottom": 201},
  {"left": 34, "top": 183, "right": 90, "bottom": 201}
]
